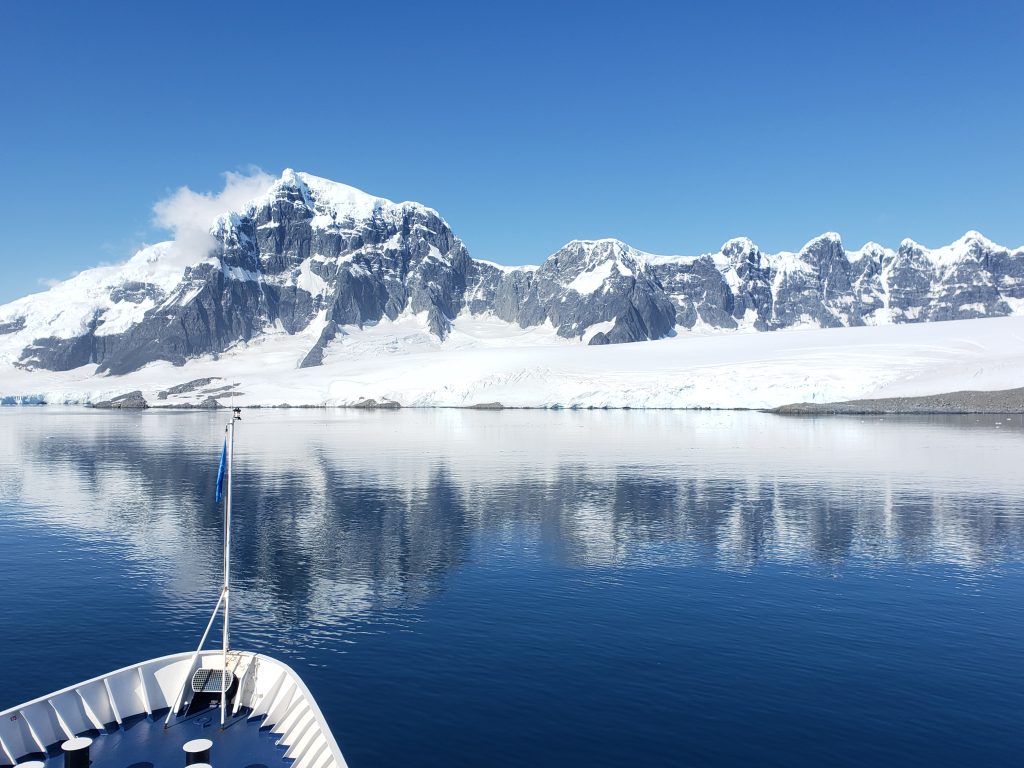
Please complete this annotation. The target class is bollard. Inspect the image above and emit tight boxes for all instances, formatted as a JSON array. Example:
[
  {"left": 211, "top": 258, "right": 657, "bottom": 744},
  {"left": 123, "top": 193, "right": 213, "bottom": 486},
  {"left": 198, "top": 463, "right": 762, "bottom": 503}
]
[
  {"left": 62, "top": 737, "right": 93, "bottom": 768},
  {"left": 183, "top": 737, "right": 213, "bottom": 765}
]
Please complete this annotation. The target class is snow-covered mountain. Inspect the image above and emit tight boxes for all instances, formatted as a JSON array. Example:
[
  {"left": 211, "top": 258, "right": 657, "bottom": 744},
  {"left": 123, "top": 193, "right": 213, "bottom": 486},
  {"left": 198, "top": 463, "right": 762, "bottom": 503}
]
[{"left": 1, "top": 169, "right": 1023, "bottom": 398}]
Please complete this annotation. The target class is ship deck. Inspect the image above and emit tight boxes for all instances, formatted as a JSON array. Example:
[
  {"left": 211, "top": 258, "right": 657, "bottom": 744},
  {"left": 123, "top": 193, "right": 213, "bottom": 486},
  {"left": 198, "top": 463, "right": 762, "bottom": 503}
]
[
  {"left": 15, "top": 708, "right": 292, "bottom": 768},
  {"left": 0, "top": 652, "right": 342, "bottom": 768}
]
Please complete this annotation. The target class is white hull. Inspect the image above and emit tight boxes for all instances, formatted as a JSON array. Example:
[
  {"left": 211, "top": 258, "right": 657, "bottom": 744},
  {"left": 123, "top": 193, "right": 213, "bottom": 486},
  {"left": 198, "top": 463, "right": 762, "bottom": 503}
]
[{"left": 0, "top": 650, "right": 347, "bottom": 768}]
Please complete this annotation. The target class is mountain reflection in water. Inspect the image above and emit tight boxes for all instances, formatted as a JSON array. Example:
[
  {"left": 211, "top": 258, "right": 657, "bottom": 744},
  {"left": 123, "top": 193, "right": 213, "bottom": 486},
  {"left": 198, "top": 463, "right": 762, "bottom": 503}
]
[{"left": 1, "top": 409, "right": 1022, "bottom": 767}]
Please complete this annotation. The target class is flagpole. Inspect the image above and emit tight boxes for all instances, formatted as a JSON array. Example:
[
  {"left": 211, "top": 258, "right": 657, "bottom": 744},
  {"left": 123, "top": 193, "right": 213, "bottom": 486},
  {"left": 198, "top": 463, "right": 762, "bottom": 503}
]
[
  {"left": 220, "top": 211, "right": 232, "bottom": 729},
  {"left": 221, "top": 415, "right": 234, "bottom": 727}
]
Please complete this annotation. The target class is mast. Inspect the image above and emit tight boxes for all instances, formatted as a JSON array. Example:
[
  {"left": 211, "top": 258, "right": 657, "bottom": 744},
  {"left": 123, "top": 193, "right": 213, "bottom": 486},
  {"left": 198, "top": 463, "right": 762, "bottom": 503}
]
[
  {"left": 221, "top": 409, "right": 239, "bottom": 727},
  {"left": 221, "top": 222, "right": 233, "bottom": 729},
  {"left": 164, "top": 407, "right": 242, "bottom": 731}
]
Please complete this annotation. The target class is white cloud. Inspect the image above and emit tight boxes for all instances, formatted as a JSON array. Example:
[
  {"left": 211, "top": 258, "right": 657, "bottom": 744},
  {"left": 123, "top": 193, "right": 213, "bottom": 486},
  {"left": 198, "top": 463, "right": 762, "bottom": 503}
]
[{"left": 153, "top": 167, "right": 276, "bottom": 268}]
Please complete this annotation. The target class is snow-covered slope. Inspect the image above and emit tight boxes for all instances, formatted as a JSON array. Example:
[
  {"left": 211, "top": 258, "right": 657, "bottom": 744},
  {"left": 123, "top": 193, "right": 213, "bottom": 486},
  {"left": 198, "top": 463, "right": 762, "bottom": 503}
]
[
  {"left": 2, "top": 169, "right": 1024, "bottom": 407},
  {"left": 3, "top": 314, "right": 1024, "bottom": 409},
  {"left": 0, "top": 241, "right": 181, "bottom": 345}
]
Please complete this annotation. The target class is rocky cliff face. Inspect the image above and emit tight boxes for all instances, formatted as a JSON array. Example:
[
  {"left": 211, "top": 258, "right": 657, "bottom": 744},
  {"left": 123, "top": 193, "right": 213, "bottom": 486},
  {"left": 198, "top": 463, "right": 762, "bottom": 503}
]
[
  {"left": 468, "top": 239, "right": 676, "bottom": 344},
  {"left": 10, "top": 171, "right": 474, "bottom": 374},
  {"left": 1, "top": 170, "right": 1022, "bottom": 375}
]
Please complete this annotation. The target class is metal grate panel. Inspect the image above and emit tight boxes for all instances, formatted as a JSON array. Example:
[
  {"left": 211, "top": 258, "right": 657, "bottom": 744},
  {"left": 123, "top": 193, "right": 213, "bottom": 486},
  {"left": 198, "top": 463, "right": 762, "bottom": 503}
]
[{"left": 191, "top": 668, "right": 235, "bottom": 693}]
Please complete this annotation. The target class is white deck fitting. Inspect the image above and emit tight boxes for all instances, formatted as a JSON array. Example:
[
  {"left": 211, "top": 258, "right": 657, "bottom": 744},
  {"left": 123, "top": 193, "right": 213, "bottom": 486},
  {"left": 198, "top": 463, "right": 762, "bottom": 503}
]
[{"left": 0, "top": 650, "right": 346, "bottom": 768}]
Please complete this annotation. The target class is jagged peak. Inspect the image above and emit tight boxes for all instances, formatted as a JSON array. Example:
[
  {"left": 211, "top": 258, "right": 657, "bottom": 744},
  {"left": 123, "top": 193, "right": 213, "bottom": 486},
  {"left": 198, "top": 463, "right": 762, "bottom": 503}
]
[
  {"left": 800, "top": 232, "right": 843, "bottom": 252},
  {"left": 719, "top": 237, "right": 761, "bottom": 268},
  {"left": 274, "top": 170, "right": 385, "bottom": 216},
  {"left": 954, "top": 230, "right": 998, "bottom": 249},
  {"left": 899, "top": 232, "right": 1005, "bottom": 250},
  {"left": 721, "top": 236, "right": 758, "bottom": 253},
  {"left": 560, "top": 237, "right": 631, "bottom": 251},
  {"left": 278, "top": 167, "right": 303, "bottom": 187},
  {"left": 923, "top": 230, "right": 1006, "bottom": 270},
  {"left": 556, "top": 238, "right": 651, "bottom": 266},
  {"left": 846, "top": 241, "right": 893, "bottom": 264},
  {"left": 254, "top": 169, "right": 441, "bottom": 224},
  {"left": 860, "top": 241, "right": 886, "bottom": 252}
]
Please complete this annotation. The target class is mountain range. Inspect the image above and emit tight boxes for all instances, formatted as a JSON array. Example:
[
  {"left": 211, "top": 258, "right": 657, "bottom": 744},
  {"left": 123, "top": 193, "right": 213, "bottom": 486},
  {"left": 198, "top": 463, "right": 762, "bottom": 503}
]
[{"left": 1, "top": 169, "right": 1023, "bottom": 378}]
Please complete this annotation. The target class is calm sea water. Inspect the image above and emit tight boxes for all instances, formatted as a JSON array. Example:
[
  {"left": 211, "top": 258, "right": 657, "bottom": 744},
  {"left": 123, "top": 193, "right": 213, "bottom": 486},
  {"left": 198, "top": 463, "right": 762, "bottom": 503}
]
[{"left": 0, "top": 409, "right": 1022, "bottom": 766}]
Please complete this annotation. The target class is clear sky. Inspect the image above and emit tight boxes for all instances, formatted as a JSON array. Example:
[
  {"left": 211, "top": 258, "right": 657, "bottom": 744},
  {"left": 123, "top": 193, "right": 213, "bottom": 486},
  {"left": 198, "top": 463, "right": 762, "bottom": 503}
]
[{"left": 1, "top": 0, "right": 1022, "bottom": 303}]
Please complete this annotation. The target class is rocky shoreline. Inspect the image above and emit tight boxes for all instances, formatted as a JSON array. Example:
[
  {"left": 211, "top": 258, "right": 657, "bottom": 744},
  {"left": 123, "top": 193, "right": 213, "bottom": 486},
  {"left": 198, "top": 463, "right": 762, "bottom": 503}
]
[
  {"left": 16, "top": 372, "right": 1024, "bottom": 413},
  {"left": 54, "top": 386, "right": 1024, "bottom": 413},
  {"left": 772, "top": 387, "right": 1024, "bottom": 415}
]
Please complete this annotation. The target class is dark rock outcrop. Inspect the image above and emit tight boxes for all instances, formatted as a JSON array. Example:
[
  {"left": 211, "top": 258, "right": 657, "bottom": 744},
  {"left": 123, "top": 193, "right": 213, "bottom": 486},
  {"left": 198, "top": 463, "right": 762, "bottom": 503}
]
[
  {"left": 91, "top": 391, "right": 148, "bottom": 409},
  {"left": 0, "top": 317, "right": 26, "bottom": 335},
  {"left": 157, "top": 378, "right": 220, "bottom": 399},
  {"left": 351, "top": 398, "right": 401, "bottom": 409}
]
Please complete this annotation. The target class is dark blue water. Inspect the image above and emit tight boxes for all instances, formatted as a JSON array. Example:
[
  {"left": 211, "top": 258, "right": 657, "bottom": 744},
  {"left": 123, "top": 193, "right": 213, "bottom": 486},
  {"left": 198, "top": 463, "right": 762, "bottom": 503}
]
[{"left": 1, "top": 409, "right": 1022, "bottom": 766}]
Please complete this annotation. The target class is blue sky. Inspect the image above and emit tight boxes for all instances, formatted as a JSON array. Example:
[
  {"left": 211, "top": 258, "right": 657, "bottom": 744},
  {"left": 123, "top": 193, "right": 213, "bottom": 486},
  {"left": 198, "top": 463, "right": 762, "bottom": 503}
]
[{"left": 1, "top": 0, "right": 1021, "bottom": 303}]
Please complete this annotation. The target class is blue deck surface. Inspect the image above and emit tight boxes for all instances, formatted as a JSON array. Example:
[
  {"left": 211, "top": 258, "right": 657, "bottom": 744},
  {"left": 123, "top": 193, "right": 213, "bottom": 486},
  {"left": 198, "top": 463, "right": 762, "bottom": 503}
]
[{"left": 33, "top": 708, "right": 292, "bottom": 768}]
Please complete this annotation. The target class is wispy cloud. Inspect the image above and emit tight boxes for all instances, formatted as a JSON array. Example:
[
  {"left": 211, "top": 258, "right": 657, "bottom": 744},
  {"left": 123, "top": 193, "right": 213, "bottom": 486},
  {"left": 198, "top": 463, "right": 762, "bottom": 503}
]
[{"left": 153, "top": 167, "right": 276, "bottom": 268}]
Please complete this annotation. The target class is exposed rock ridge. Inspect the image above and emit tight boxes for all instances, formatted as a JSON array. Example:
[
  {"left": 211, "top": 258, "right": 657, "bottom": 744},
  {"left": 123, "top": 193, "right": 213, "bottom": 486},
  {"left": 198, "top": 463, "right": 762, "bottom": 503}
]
[{"left": 2, "top": 171, "right": 1022, "bottom": 375}]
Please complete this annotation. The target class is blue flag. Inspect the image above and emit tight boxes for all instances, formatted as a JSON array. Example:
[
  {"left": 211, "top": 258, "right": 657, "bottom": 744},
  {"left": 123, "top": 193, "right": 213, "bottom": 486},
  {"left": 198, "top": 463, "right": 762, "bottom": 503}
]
[{"left": 215, "top": 438, "right": 227, "bottom": 503}]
